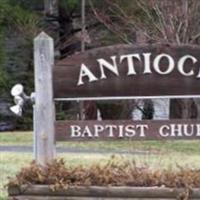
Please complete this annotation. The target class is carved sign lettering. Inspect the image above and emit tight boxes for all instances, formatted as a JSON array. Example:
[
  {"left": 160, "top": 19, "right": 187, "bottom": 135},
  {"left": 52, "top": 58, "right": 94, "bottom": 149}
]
[
  {"left": 55, "top": 120, "right": 200, "bottom": 141},
  {"left": 54, "top": 44, "right": 200, "bottom": 100}
]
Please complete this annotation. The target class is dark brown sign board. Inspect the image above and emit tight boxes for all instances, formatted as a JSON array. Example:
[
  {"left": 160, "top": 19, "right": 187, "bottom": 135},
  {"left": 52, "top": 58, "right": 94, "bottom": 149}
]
[
  {"left": 54, "top": 44, "right": 200, "bottom": 100},
  {"left": 55, "top": 120, "right": 200, "bottom": 141},
  {"left": 53, "top": 43, "right": 200, "bottom": 141}
]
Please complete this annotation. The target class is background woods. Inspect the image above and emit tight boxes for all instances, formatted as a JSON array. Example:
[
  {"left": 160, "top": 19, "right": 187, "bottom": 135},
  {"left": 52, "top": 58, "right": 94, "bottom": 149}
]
[{"left": 0, "top": 0, "right": 200, "bottom": 130}]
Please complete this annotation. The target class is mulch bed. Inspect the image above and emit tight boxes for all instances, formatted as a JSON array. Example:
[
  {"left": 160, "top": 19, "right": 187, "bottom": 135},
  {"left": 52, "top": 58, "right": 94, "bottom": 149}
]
[{"left": 7, "top": 158, "right": 200, "bottom": 200}]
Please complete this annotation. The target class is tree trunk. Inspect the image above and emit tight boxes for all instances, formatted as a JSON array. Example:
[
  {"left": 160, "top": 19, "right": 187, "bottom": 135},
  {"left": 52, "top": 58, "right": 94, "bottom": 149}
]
[{"left": 170, "top": 99, "right": 197, "bottom": 119}]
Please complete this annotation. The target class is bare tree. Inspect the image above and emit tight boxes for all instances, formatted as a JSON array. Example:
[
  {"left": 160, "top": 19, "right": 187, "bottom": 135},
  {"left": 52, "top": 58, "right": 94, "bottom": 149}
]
[{"left": 90, "top": 0, "right": 200, "bottom": 119}]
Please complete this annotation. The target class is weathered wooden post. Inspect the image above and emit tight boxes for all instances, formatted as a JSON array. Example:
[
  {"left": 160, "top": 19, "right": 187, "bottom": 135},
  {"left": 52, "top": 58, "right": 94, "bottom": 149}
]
[{"left": 34, "top": 32, "right": 55, "bottom": 166}]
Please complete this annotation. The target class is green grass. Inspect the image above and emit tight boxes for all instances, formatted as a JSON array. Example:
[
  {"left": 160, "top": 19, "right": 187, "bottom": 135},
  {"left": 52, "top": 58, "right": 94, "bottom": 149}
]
[
  {"left": 0, "top": 132, "right": 33, "bottom": 146},
  {"left": 0, "top": 153, "right": 32, "bottom": 200},
  {"left": 0, "top": 131, "right": 200, "bottom": 155}
]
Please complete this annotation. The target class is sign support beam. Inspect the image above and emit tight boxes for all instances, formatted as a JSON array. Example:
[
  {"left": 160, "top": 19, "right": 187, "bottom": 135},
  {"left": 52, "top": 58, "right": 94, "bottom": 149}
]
[{"left": 34, "top": 32, "right": 55, "bottom": 166}]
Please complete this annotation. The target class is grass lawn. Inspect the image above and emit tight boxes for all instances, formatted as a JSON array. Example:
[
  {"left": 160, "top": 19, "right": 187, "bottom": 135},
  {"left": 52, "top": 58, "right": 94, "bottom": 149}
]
[
  {"left": 0, "top": 132, "right": 33, "bottom": 146},
  {"left": 1, "top": 131, "right": 200, "bottom": 154},
  {"left": 0, "top": 131, "right": 200, "bottom": 199},
  {"left": 0, "top": 153, "right": 32, "bottom": 200}
]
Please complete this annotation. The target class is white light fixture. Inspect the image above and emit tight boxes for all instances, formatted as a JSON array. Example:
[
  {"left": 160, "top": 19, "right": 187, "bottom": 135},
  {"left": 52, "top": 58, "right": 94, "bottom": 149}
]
[
  {"left": 14, "top": 96, "right": 24, "bottom": 106},
  {"left": 10, "top": 84, "right": 24, "bottom": 116},
  {"left": 11, "top": 84, "right": 24, "bottom": 97},
  {"left": 10, "top": 84, "right": 35, "bottom": 116},
  {"left": 10, "top": 105, "right": 23, "bottom": 116}
]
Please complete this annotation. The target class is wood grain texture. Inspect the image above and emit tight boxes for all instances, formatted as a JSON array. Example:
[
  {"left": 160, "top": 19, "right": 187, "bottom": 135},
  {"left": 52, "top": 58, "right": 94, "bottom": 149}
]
[
  {"left": 8, "top": 196, "right": 194, "bottom": 200},
  {"left": 8, "top": 185, "right": 200, "bottom": 198},
  {"left": 34, "top": 32, "right": 56, "bottom": 166},
  {"left": 53, "top": 44, "right": 200, "bottom": 99},
  {"left": 55, "top": 119, "right": 200, "bottom": 141}
]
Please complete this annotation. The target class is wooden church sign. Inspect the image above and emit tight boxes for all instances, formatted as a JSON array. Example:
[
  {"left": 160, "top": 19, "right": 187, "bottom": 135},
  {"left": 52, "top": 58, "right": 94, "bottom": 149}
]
[
  {"left": 52, "top": 43, "right": 200, "bottom": 141},
  {"left": 54, "top": 44, "right": 200, "bottom": 100}
]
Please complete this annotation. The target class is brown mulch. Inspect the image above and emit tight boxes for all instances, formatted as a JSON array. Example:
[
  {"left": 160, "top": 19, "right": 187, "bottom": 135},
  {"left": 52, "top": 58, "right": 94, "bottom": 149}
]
[{"left": 8, "top": 158, "right": 200, "bottom": 191}]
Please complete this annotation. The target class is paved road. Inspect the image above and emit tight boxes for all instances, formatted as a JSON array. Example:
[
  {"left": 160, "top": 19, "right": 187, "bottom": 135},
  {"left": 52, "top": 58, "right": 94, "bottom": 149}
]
[{"left": 0, "top": 145, "right": 151, "bottom": 155}]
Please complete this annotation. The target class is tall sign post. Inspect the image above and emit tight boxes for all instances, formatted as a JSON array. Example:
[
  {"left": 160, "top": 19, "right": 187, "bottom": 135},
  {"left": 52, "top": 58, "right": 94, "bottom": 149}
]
[{"left": 34, "top": 32, "right": 55, "bottom": 166}]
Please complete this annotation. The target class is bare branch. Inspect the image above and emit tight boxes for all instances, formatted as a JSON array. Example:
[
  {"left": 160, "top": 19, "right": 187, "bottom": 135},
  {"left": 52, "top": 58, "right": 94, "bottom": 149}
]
[{"left": 89, "top": 0, "right": 132, "bottom": 44}]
